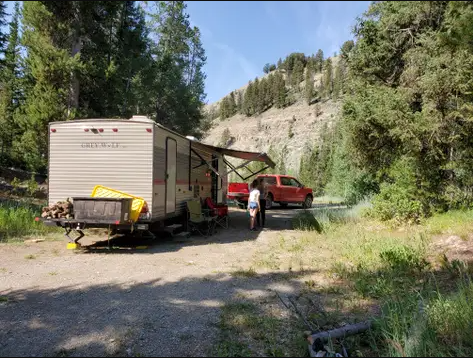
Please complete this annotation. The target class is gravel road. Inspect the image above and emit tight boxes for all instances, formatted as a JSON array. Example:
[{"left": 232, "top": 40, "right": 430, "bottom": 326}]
[{"left": 0, "top": 207, "right": 299, "bottom": 357}]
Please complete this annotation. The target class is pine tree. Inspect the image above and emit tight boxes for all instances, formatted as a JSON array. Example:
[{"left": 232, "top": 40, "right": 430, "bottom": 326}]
[
  {"left": 304, "top": 67, "right": 314, "bottom": 105},
  {"left": 0, "top": 1, "right": 7, "bottom": 66},
  {"left": 269, "top": 64, "right": 276, "bottom": 72},
  {"left": 291, "top": 59, "right": 304, "bottom": 89},
  {"left": 277, "top": 57, "right": 282, "bottom": 69},
  {"left": 0, "top": 1, "right": 21, "bottom": 166},
  {"left": 17, "top": 1, "right": 82, "bottom": 171},
  {"left": 147, "top": 1, "right": 207, "bottom": 135},
  {"left": 279, "top": 145, "right": 288, "bottom": 174},
  {"left": 315, "top": 49, "right": 324, "bottom": 72},
  {"left": 243, "top": 80, "right": 253, "bottom": 116},
  {"left": 333, "top": 61, "right": 345, "bottom": 99},
  {"left": 340, "top": 40, "right": 354, "bottom": 61},
  {"left": 267, "top": 74, "right": 275, "bottom": 106},
  {"left": 263, "top": 77, "right": 271, "bottom": 109},
  {"left": 229, "top": 91, "right": 236, "bottom": 115},
  {"left": 263, "top": 63, "right": 270, "bottom": 74},
  {"left": 323, "top": 58, "right": 333, "bottom": 98},
  {"left": 253, "top": 77, "right": 260, "bottom": 114},
  {"left": 275, "top": 72, "right": 286, "bottom": 109},
  {"left": 219, "top": 97, "right": 228, "bottom": 119},
  {"left": 237, "top": 90, "right": 243, "bottom": 114}
]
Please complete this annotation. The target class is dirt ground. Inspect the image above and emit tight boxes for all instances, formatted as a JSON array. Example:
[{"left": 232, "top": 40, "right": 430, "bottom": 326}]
[{"left": 0, "top": 206, "right": 305, "bottom": 357}]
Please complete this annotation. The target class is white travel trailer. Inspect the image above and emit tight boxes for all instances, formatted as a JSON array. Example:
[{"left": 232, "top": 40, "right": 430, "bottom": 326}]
[{"left": 44, "top": 116, "right": 275, "bottom": 240}]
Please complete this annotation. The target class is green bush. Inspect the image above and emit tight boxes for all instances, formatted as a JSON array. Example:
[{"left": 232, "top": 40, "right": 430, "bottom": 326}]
[
  {"left": 367, "top": 158, "right": 428, "bottom": 223},
  {"left": 26, "top": 174, "right": 39, "bottom": 197},
  {"left": 380, "top": 245, "right": 429, "bottom": 273},
  {"left": 0, "top": 200, "right": 57, "bottom": 242}
]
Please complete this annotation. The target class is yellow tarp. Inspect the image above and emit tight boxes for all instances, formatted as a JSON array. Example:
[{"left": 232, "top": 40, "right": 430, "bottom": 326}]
[{"left": 91, "top": 185, "right": 145, "bottom": 222}]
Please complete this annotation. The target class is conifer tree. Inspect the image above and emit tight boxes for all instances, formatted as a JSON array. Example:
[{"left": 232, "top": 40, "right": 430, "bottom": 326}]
[
  {"left": 315, "top": 49, "right": 324, "bottom": 72},
  {"left": 304, "top": 67, "right": 314, "bottom": 105}
]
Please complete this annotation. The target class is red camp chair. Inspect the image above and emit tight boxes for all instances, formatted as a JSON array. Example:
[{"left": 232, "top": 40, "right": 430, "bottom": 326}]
[{"left": 205, "top": 197, "right": 229, "bottom": 229}]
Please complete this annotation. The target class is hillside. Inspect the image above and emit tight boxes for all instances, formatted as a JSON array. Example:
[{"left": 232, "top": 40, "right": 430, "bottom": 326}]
[{"left": 201, "top": 56, "right": 343, "bottom": 179}]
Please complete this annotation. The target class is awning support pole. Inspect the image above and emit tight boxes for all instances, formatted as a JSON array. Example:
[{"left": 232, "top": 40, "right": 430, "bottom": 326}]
[
  {"left": 223, "top": 158, "right": 245, "bottom": 181},
  {"left": 191, "top": 148, "right": 220, "bottom": 176},
  {"left": 243, "top": 165, "right": 271, "bottom": 181},
  {"left": 224, "top": 153, "right": 263, "bottom": 176},
  {"left": 223, "top": 157, "right": 271, "bottom": 181}
]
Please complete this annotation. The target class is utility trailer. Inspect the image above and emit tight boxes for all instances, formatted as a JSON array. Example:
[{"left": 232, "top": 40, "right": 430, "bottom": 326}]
[{"left": 40, "top": 116, "right": 275, "bottom": 243}]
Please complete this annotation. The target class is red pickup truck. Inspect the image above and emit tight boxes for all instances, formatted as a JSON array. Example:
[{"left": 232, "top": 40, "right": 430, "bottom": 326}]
[{"left": 227, "top": 174, "right": 313, "bottom": 209}]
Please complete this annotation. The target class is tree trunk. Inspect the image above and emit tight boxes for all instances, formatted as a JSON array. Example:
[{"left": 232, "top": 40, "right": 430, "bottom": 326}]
[{"left": 69, "top": 35, "right": 82, "bottom": 115}]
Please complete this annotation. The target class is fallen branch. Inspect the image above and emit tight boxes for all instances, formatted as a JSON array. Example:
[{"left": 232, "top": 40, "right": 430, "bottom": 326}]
[
  {"left": 273, "top": 291, "right": 315, "bottom": 332},
  {"left": 307, "top": 321, "right": 372, "bottom": 357},
  {"left": 288, "top": 295, "right": 316, "bottom": 332},
  {"left": 308, "top": 321, "right": 372, "bottom": 343}
]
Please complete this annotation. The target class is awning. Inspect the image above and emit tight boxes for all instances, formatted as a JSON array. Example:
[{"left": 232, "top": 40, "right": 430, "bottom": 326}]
[
  {"left": 197, "top": 143, "right": 276, "bottom": 168},
  {"left": 191, "top": 141, "right": 276, "bottom": 181}
]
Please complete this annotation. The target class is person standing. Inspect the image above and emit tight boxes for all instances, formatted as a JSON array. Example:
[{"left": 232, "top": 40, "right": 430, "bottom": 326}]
[
  {"left": 247, "top": 179, "right": 260, "bottom": 231},
  {"left": 256, "top": 178, "right": 267, "bottom": 228}
]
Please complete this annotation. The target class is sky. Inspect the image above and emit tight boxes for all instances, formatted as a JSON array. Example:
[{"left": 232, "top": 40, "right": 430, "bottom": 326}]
[
  {"left": 186, "top": 1, "right": 372, "bottom": 103},
  {"left": 2, "top": 1, "right": 372, "bottom": 104}
]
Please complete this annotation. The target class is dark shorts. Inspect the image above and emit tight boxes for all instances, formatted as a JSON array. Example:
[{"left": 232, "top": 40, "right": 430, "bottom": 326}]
[{"left": 249, "top": 202, "right": 258, "bottom": 209}]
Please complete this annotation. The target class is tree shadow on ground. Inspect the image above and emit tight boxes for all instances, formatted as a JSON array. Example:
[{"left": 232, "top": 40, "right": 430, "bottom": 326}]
[{"left": 0, "top": 270, "right": 319, "bottom": 357}]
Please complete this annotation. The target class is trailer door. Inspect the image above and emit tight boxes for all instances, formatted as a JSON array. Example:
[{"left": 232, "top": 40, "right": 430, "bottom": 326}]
[{"left": 166, "top": 138, "right": 177, "bottom": 215}]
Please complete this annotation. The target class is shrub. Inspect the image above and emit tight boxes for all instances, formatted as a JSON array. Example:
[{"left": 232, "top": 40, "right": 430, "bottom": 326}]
[
  {"left": 380, "top": 245, "right": 429, "bottom": 273},
  {"left": 367, "top": 158, "right": 428, "bottom": 223},
  {"left": 0, "top": 200, "right": 57, "bottom": 241}
]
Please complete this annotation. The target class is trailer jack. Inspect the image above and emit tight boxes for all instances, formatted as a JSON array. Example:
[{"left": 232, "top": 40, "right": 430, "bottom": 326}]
[{"left": 64, "top": 227, "right": 85, "bottom": 244}]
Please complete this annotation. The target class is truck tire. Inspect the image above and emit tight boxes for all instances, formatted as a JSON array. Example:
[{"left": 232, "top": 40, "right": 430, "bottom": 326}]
[
  {"left": 303, "top": 195, "right": 313, "bottom": 209},
  {"left": 266, "top": 194, "right": 273, "bottom": 210}
]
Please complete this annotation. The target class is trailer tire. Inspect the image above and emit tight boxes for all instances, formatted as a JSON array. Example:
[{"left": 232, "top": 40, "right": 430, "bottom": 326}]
[{"left": 266, "top": 194, "right": 273, "bottom": 210}]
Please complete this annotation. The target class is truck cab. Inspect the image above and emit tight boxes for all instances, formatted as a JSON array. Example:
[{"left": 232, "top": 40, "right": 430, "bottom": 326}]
[
  {"left": 257, "top": 174, "right": 313, "bottom": 209},
  {"left": 227, "top": 174, "right": 313, "bottom": 209}
]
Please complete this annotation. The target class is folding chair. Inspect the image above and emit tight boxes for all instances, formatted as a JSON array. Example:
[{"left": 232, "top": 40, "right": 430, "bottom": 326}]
[
  {"left": 205, "top": 197, "right": 229, "bottom": 229},
  {"left": 186, "top": 199, "right": 216, "bottom": 237}
]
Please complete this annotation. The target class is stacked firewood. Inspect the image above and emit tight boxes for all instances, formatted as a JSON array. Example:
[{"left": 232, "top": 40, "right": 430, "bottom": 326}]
[{"left": 41, "top": 198, "right": 73, "bottom": 219}]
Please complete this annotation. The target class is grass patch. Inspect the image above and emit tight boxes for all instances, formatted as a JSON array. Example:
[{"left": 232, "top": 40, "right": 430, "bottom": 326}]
[
  {"left": 373, "top": 280, "right": 473, "bottom": 357},
  {"left": 0, "top": 267, "right": 7, "bottom": 273},
  {"left": 249, "top": 205, "right": 473, "bottom": 356},
  {"left": 214, "top": 300, "right": 307, "bottom": 357},
  {"left": 48, "top": 271, "right": 58, "bottom": 276},
  {"left": 424, "top": 209, "right": 473, "bottom": 239},
  {"left": 0, "top": 199, "right": 59, "bottom": 242},
  {"left": 231, "top": 267, "right": 257, "bottom": 278},
  {"left": 24, "top": 254, "right": 36, "bottom": 260},
  {"left": 293, "top": 204, "right": 362, "bottom": 233},
  {"left": 0, "top": 296, "right": 8, "bottom": 303}
]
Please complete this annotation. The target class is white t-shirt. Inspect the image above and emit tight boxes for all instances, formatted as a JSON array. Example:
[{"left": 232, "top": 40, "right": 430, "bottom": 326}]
[{"left": 249, "top": 189, "right": 260, "bottom": 203}]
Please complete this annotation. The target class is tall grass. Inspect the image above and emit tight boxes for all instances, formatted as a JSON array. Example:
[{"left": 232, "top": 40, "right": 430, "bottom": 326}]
[
  {"left": 374, "top": 280, "right": 473, "bottom": 357},
  {"left": 292, "top": 200, "right": 368, "bottom": 232},
  {"left": 0, "top": 200, "right": 58, "bottom": 242},
  {"left": 287, "top": 204, "right": 473, "bottom": 356},
  {"left": 423, "top": 209, "right": 473, "bottom": 239}
]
